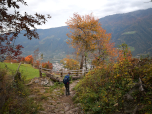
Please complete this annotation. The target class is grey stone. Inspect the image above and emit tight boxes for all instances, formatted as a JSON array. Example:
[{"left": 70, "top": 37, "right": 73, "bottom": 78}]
[
  {"left": 65, "top": 110, "right": 72, "bottom": 114},
  {"left": 47, "top": 81, "right": 54, "bottom": 86},
  {"left": 70, "top": 107, "right": 79, "bottom": 112},
  {"left": 59, "top": 111, "right": 64, "bottom": 114},
  {"left": 48, "top": 100, "right": 55, "bottom": 103},
  {"left": 34, "top": 79, "right": 39, "bottom": 83},
  {"left": 54, "top": 109, "right": 60, "bottom": 113},
  {"left": 28, "top": 95, "right": 36, "bottom": 98},
  {"left": 39, "top": 111, "right": 47, "bottom": 114},
  {"left": 41, "top": 79, "right": 49, "bottom": 85},
  {"left": 65, "top": 105, "right": 70, "bottom": 112},
  {"left": 47, "top": 105, "right": 55, "bottom": 108},
  {"left": 63, "top": 103, "right": 69, "bottom": 107},
  {"left": 40, "top": 89, "right": 45, "bottom": 93}
]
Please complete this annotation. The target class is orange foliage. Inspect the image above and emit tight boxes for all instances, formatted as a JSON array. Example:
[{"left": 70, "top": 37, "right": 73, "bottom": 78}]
[
  {"left": 4, "top": 56, "right": 11, "bottom": 63},
  {"left": 25, "top": 55, "right": 33, "bottom": 64},
  {"left": 60, "top": 55, "right": 80, "bottom": 70},
  {"left": 42, "top": 61, "right": 53, "bottom": 69},
  {"left": 21, "top": 57, "right": 25, "bottom": 62},
  {"left": 117, "top": 43, "right": 132, "bottom": 63},
  {"left": 11, "top": 59, "right": 18, "bottom": 63},
  {"left": 66, "top": 13, "right": 117, "bottom": 67},
  {"left": 66, "top": 13, "right": 101, "bottom": 54}
]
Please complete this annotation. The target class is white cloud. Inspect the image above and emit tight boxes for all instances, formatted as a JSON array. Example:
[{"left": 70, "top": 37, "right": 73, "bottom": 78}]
[{"left": 11, "top": 0, "right": 152, "bottom": 29}]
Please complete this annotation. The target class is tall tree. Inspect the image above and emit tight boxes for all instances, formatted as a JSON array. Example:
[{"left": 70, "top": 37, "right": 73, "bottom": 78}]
[
  {"left": 66, "top": 13, "right": 101, "bottom": 69},
  {"left": 92, "top": 27, "right": 117, "bottom": 66},
  {"left": 66, "top": 13, "right": 116, "bottom": 68},
  {"left": 0, "top": 0, "right": 51, "bottom": 62}
]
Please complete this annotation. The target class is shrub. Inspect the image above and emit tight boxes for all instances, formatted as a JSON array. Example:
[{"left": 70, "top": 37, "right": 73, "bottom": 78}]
[
  {"left": 0, "top": 66, "right": 40, "bottom": 114},
  {"left": 74, "top": 56, "right": 152, "bottom": 113}
]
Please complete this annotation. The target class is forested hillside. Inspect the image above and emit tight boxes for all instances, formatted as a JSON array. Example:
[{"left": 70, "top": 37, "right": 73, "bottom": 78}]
[
  {"left": 16, "top": 8, "right": 152, "bottom": 61},
  {"left": 16, "top": 27, "right": 73, "bottom": 62},
  {"left": 99, "top": 8, "right": 152, "bottom": 56}
]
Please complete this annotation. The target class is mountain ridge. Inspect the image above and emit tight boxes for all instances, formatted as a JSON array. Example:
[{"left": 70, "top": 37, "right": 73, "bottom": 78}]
[{"left": 16, "top": 8, "right": 152, "bottom": 62}]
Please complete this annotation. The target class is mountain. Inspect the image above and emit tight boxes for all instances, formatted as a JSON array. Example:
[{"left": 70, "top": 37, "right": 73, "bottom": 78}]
[
  {"left": 99, "top": 8, "right": 152, "bottom": 56},
  {"left": 16, "top": 8, "right": 152, "bottom": 62},
  {"left": 16, "top": 26, "right": 72, "bottom": 62}
]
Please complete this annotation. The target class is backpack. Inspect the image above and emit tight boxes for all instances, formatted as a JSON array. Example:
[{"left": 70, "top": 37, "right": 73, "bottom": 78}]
[{"left": 63, "top": 75, "right": 69, "bottom": 84}]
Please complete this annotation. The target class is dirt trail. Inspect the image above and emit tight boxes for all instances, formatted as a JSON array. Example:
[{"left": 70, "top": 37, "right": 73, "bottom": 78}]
[{"left": 38, "top": 80, "right": 83, "bottom": 114}]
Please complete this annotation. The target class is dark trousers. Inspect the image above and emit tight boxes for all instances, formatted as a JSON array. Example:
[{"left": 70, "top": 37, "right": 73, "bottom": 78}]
[{"left": 65, "top": 84, "right": 70, "bottom": 95}]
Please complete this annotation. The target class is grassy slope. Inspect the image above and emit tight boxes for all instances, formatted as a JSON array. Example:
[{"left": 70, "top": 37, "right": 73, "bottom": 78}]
[{"left": 0, "top": 62, "right": 39, "bottom": 80}]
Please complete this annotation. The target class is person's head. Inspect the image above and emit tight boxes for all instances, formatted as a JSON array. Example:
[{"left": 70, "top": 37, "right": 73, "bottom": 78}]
[{"left": 68, "top": 72, "right": 71, "bottom": 75}]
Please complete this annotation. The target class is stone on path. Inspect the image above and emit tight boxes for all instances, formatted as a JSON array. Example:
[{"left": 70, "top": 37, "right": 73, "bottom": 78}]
[
  {"left": 39, "top": 80, "right": 83, "bottom": 114},
  {"left": 28, "top": 95, "right": 36, "bottom": 98},
  {"left": 40, "top": 89, "right": 45, "bottom": 93}
]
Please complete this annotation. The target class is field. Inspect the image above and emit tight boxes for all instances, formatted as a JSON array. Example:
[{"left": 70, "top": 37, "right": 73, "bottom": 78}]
[
  {"left": 122, "top": 31, "right": 136, "bottom": 35},
  {"left": 0, "top": 62, "right": 40, "bottom": 80},
  {"left": 128, "top": 46, "right": 135, "bottom": 52}
]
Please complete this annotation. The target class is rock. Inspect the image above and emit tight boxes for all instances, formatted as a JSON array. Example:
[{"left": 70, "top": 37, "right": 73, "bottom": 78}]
[
  {"left": 41, "top": 79, "right": 49, "bottom": 85},
  {"left": 65, "top": 110, "right": 72, "bottom": 114},
  {"left": 63, "top": 103, "right": 69, "bottom": 107},
  {"left": 54, "top": 109, "right": 60, "bottom": 113},
  {"left": 59, "top": 111, "right": 64, "bottom": 114},
  {"left": 76, "top": 103, "right": 82, "bottom": 108},
  {"left": 39, "top": 111, "right": 47, "bottom": 114},
  {"left": 46, "top": 81, "right": 54, "bottom": 86},
  {"left": 48, "top": 100, "right": 57, "bottom": 105},
  {"left": 40, "top": 89, "right": 45, "bottom": 93},
  {"left": 34, "top": 79, "right": 39, "bottom": 83},
  {"left": 28, "top": 95, "right": 36, "bottom": 98},
  {"left": 70, "top": 107, "right": 79, "bottom": 112},
  {"left": 56, "top": 104, "right": 63, "bottom": 109},
  {"left": 47, "top": 105, "right": 55, "bottom": 109},
  {"left": 65, "top": 105, "right": 70, "bottom": 112}
]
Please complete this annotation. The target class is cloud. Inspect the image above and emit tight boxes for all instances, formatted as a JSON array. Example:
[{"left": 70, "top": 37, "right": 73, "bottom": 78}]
[{"left": 8, "top": 0, "right": 152, "bottom": 29}]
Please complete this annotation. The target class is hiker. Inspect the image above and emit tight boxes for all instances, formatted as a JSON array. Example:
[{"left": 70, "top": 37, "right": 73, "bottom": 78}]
[{"left": 63, "top": 72, "right": 71, "bottom": 96}]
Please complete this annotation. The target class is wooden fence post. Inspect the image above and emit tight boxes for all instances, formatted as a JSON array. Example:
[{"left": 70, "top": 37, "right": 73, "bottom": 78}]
[
  {"left": 76, "top": 69, "right": 78, "bottom": 76},
  {"left": 39, "top": 67, "right": 42, "bottom": 78},
  {"left": 61, "top": 69, "right": 63, "bottom": 77},
  {"left": 84, "top": 69, "right": 85, "bottom": 76}
]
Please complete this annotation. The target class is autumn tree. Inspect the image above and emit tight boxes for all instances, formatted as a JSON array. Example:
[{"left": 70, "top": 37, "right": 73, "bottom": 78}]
[
  {"left": 66, "top": 13, "right": 116, "bottom": 68},
  {"left": 42, "top": 61, "right": 53, "bottom": 69},
  {"left": 25, "top": 55, "right": 33, "bottom": 64},
  {"left": 0, "top": 0, "right": 51, "bottom": 62},
  {"left": 91, "top": 27, "right": 117, "bottom": 66},
  {"left": 66, "top": 13, "right": 101, "bottom": 69},
  {"left": 21, "top": 57, "right": 25, "bottom": 63},
  {"left": 117, "top": 43, "right": 132, "bottom": 62},
  {"left": 60, "top": 55, "right": 80, "bottom": 70}
]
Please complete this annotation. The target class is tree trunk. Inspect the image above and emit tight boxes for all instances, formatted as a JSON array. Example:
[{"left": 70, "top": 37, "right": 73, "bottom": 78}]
[
  {"left": 46, "top": 73, "right": 60, "bottom": 82},
  {"left": 80, "top": 55, "right": 84, "bottom": 69},
  {"left": 85, "top": 55, "right": 87, "bottom": 70},
  {"left": 13, "top": 62, "right": 21, "bottom": 82},
  {"left": 39, "top": 68, "right": 42, "bottom": 78}
]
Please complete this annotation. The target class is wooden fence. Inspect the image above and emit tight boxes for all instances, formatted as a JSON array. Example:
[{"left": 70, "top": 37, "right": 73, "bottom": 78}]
[
  {"left": 57, "top": 69, "right": 90, "bottom": 77},
  {"left": 40, "top": 68, "right": 90, "bottom": 77}
]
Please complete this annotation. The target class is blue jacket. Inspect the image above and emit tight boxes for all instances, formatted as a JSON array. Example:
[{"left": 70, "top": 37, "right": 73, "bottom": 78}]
[{"left": 63, "top": 74, "right": 70, "bottom": 84}]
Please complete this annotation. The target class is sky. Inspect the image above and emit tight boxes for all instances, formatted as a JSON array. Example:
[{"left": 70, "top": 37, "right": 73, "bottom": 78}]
[{"left": 16, "top": 0, "right": 152, "bottom": 29}]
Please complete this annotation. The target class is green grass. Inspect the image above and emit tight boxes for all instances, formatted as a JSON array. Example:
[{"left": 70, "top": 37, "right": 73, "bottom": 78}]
[
  {"left": 0, "top": 62, "right": 40, "bottom": 80},
  {"left": 122, "top": 31, "right": 136, "bottom": 35},
  {"left": 128, "top": 46, "right": 135, "bottom": 52}
]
